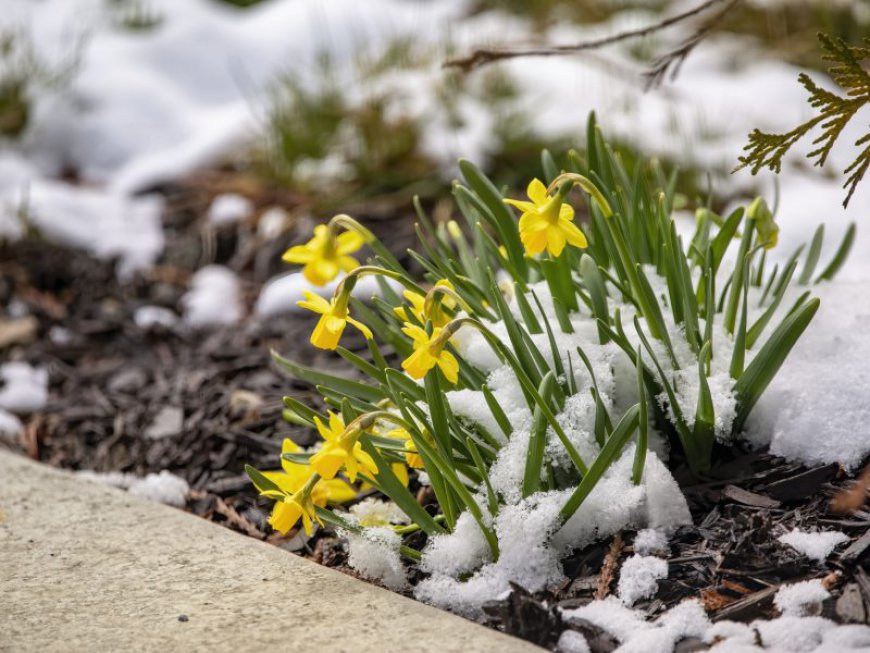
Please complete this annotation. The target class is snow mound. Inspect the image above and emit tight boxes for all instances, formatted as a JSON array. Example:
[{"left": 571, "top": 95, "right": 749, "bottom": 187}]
[
  {"left": 181, "top": 265, "right": 243, "bottom": 327},
  {"left": 774, "top": 579, "right": 830, "bottom": 617},
  {"left": 618, "top": 555, "right": 669, "bottom": 606},
  {"left": 344, "top": 526, "right": 407, "bottom": 591},
  {"left": 0, "top": 409, "right": 24, "bottom": 441},
  {"left": 0, "top": 362, "right": 48, "bottom": 414},
  {"left": 748, "top": 282, "right": 870, "bottom": 470},
  {"left": 778, "top": 529, "right": 849, "bottom": 563},
  {"left": 77, "top": 469, "right": 189, "bottom": 507},
  {"left": 415, "top": 449, "right": 690, "bottom": 616},
  {"left": 207, "top": 193, "right": 253, "bottom": 226}
]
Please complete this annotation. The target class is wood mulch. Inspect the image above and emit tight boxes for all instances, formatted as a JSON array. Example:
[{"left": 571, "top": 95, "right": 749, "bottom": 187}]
[{"left": 1, "top": 177, "right": 867, "bottom": 651}]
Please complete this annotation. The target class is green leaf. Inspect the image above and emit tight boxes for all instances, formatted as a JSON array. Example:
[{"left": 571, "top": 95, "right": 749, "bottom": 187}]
[
  {"left": 359, "top": 441, "right": 446, "bottom": 536},
  {"left": 581, "top": 254, "right": 610, "bottom": 344},
  {"left": 245, "top": 464, "right": 282, "bottom": 495},
  {"left": 523, "top": 372, "right": 557, "bottom": 497},
  {"left": 815, "top": 222, "right": 855, "bottom": 282},
  {"left": 482, "top": 384, "right": 513, "bottom": 440},
  {"left": 631, "top": 350, "right": 648, "bottom": 485},
  {"left": 798, "top": 224, "right": 824, "bottom": 285},
  {"left": 732, "top": 297, "right": 820, "bottom": 433},
  {"left": 272, "top": 350, "right": 383, "bottom": 403},
  {"left": 560, "top": 404, "right": 640, "bottom": 522},
  {"left": 747, "top": 259, "right": 797, "bottom": 349},
  {"left": 459, "top": 159, "right": 527, "bottom": 278}
]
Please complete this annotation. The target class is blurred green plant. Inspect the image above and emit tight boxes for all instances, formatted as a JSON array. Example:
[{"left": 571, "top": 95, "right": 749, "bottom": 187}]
[
  {"left": 0, "top": 31, "right": 78, "bottom": 139},
  {"left": 106, "top": 0, "right": 164, "bottom": 31}
]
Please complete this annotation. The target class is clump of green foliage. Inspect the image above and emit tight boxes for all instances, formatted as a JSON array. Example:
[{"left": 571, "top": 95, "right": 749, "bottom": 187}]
[
  {"left": 0, "top": 31, "right": 78, "bottom": 139},
  {"left": 736, "top": 33, "right": 870, "bottom": 207},
  {"left": 106, "top": 0, "right": 164, "bottom": 31}
]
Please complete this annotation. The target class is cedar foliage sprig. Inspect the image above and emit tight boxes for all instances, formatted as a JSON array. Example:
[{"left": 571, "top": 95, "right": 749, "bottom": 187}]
[{"left": 735, "top": 33, "right": 870, "bottom": 208}]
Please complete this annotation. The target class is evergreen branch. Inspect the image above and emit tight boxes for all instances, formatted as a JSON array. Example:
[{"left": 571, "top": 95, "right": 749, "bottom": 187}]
[{"left": 735, "top": 34, "right": 870, "bottom": 208}]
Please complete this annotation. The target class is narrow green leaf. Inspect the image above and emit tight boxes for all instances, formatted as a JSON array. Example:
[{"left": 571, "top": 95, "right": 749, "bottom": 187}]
[
  {"left": 523, "top": 372, "right": 556, "bottom": 498},
  {"left": 272, "top": 350, "right": 383, "bottom": 403},
  {"left": 732, "top": 297, "right": 820, "bottom": 433},
  {"left": 815, "top": 222, "right": 855, "bottom": 282},
  {"left": 798, "top": 224, "right": 825, "bottom": 285},
  {"left": 560, "top": 404, "right": 639, "bottom": 522}
]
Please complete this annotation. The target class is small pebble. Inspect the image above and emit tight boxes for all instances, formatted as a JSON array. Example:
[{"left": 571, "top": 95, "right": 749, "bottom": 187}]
[{"left": 178, "top": 614, "right": 189, "bottom": 622}]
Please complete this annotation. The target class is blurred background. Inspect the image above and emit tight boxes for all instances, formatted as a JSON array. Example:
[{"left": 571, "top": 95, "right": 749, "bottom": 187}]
[{"left": 0, "top": 0, "right": 867, "bottom": 540}]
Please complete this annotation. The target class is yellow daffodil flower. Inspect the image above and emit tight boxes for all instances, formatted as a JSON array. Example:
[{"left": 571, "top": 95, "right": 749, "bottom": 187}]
[
  {"left": 393, "top": 279, "right": 455, "bottom": 327},
  {"left": 309, "top": 412, "right": 379, "bottom": 483},
  {"left": 504, "top": 178, "right": 588, "bottom": 257},
  {"left": 282, "top": 225, "right": 365, "bottom": 286},
  {"left": 400, "top": 323, "right": 459, "bottom": 384},
  {"left": 387, "top": 427, "right": 424, "bottom": 469},
  {"left": 262, "top": 439, "right": 355, "bottom": 535},
  {"left": 298, "top": 290, "right": 372, "bottom": 350}
]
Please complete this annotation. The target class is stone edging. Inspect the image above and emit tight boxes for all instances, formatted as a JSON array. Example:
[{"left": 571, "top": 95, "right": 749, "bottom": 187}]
[{"left": 0, "top": 452, "right": 542, "bottom": 653}]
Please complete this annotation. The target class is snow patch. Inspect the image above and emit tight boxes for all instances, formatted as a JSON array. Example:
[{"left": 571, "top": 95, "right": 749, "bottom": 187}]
[
  {"left": 617, "top": 555, "right": 668, "bottom": 606},
  {"left": 0, "top": 362, "right": 48, "bottom": 414},
  {"left": 181, "top": 265, "right": 243, "bottom": 327},
  {"left": 778, "top": 529, "right": 849, "bottom": 563},
  {"left": 343, "top": 526, "right": 407, "bottom": 591},
  {"left": 774, "top": 579, "right": 830, "bottom": 617},
  {"left": 77, "top": 469, "right": 189, "bottom": 507}
]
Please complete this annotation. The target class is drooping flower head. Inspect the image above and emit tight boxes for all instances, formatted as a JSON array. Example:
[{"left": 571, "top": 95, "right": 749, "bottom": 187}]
[
  {"left": 393, "top": 279, "right": 455, "bottom": 328},
  {"left": 298, "top": 290, "right": 372, "bottom": 350},
  {"left": 308, "top": 411, "right": 378, "bottom": 483},
  {"left": 282, "top": 224, "right": 365, "bottom": 286},
  {"left": 400, "top": 323, "right": 459, "bottom": 384},
  {"left": 387, "top": 427, "right": 424, "bottom": 469},
  {"left": 261, "top": 438, "right": 355, "bottom": 535},
  {"left": 505, "top": 178, "right": 588, "bottom": 257}
]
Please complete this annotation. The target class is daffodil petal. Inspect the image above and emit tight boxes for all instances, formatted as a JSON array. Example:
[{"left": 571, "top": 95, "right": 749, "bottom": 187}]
[
  {"left": 437, "top": 350, "right": 460, "bottom": 384},
  {"left": 527, "top": 178, "right": 548, "bottom": 204},
  {"left": 336, "top": 230, "right": 366, "bottom": 254},
  {"left": 282, "top": 245, "right": 313, "bottom": 264},
  {"left": 559, "top": 219, "right": 588, "bottom": 248}
]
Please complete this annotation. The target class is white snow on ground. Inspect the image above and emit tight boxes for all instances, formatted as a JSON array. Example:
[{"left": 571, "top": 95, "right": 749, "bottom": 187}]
[
  {"left": 77, "top": 469, "right": 189, "bottom": 507},
  {"left": 748, "top": 281, "right": 870, "bottom": 471},
  {"left": 254, "top": 271, "right": 403, "bottom": 317},
  {"left": 778, "top": 529, "right": 850, "bottom": 564},
  {"left": 207, "top": 193, "right": 253, "bottom": 227},
  {"left": 0, "top": 362, "right": 48, "bottom": 414},
  {"left": 414, "top": 448, "right": 691, "bottom": 616},
  {"left": 342, "top": 526, "right": 407, "bottom": 591},
  {"left": 617, "top": 555, "right": 669, "bottom": 607},
  {"left": 180, "top": 265, "right": 243, "bottom": 327},
  {"left": 561, "top": 586, "right": 870, "bottom": 653},
  {"left": 134, "top": 305, "right": 179, "bottom": 330},
  {"left": 0, "top": 409, "right": 24, "bottom": 442},
  {"left": 774, "top": 579, "right": 830, "bottom": 617}
]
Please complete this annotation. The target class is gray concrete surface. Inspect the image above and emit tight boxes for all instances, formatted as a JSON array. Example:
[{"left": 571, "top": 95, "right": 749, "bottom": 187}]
[{"left": 0, "top": 452, "right": 541, "bottom": 652}]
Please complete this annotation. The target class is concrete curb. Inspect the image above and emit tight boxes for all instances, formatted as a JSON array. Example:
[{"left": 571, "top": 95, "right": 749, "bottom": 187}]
[{"left": 0, "top": 452, "right": 542, "bottom": 653}]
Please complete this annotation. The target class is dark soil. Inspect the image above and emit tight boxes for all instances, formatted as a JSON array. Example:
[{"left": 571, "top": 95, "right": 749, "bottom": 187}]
[{"left": 1, "top": 173, "right": 868, "bottom": 651}]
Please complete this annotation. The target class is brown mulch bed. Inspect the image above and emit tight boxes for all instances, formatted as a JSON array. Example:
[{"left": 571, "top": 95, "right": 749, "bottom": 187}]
[{"left": 1, "top": 178, "right": 868, "bottom": 651}]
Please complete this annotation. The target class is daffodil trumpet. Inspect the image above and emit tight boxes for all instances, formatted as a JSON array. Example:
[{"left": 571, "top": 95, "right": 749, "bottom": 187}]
[{"left": 504, "top": 178, "right": 588, "bottom": 257}]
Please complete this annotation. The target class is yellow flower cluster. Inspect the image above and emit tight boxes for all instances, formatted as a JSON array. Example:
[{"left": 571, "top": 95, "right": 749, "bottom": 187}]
[{"left": 263, "top": 180, "right": 588, "bottom": 532}]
